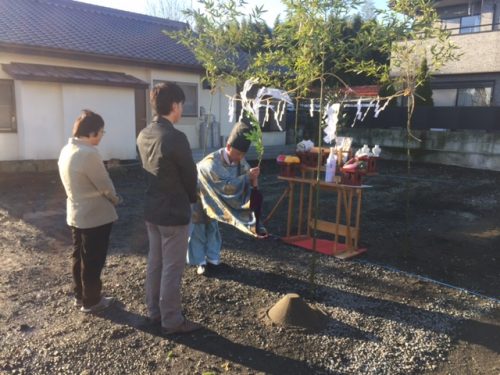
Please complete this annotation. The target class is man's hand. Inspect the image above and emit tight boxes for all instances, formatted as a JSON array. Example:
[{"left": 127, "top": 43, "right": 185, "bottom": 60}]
[{"left": 248, "top": 167, "right": 260, "bottom": 187}]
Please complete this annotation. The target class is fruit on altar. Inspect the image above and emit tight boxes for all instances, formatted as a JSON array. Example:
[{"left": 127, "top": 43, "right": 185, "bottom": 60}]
[{"left": 284, "top": 155, "right": 301, "bottom": 164}]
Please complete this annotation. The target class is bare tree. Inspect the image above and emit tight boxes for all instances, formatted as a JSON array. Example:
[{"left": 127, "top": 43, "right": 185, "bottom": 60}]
[
  {"left": 146, "top": 0, "right": 191, "bottom": 22},
  {"left": 360, "top": 0, "right": 377, "bottom": 20}
]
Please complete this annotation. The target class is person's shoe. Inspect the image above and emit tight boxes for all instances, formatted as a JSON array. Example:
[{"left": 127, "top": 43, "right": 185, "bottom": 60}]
[
  {"left": 138, "top": 316, "right": 161, "bottom": 330},
  {"left": 205, "top": 262, "right": 222, "bottom": 275},
  {"left": 196, "top": 265, "right": 206, "bottom": 275},
  {"left": 256, "top": 224, "right": 269, "bottom": 238},
  {"left": 73, "top": 298, "right": 83, "bottom": 308},
  {"left": 161, "top": 318, "right": 202, "bottom": 335},
  {"left": 80, "top": 296, "right": 114, "bottom": 313},
  {"left": 145, "top": 317, "right": 161, "bottom": 326}
]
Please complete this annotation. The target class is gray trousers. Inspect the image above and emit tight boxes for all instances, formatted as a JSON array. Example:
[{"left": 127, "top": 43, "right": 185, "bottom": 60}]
[{"left": 145, "top": 222, "right": 189, "bottom": 329}]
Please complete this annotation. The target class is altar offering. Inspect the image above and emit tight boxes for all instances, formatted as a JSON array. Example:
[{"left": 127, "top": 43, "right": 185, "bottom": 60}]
[
  {"left": 324, "top": 147, "right": 337, "bottom": 183},
  {"left": 296, "top": 147, "right": 330, "bottom": 167},
  {"left": 276, "top": 154, "right": 300, "bottom": 177},
  {"left": 352, "top": 144, "right": 381, "bottom": 174},
  {"left": 296, "top": 139, "right": 314, "bottom": 153},
  {"left": 340, "top": 158, "right": 366, "bottom": 185}
]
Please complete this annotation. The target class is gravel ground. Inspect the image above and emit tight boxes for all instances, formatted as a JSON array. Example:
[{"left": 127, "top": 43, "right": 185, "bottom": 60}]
[{"left": 0, "top": 160, "right": 499, "bottom": 374}]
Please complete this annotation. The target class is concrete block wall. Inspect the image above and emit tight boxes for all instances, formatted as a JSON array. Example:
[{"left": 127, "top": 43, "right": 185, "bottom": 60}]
[{"left": 340, "top": 128, "right": 500, "bottom": 171}]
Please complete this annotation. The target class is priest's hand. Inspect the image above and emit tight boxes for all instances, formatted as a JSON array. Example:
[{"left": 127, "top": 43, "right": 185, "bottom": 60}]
[{"left": 248, "top": 167, "right": 260, "bottom": 188}]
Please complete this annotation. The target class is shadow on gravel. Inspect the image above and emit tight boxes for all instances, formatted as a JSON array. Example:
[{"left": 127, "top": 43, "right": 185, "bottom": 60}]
[
  {"left": 170, "top": 329, "right": 327, "bottom": 375},
  {"left": 458, "top": 317, "right": 500, "bottom": 355},
  {"left": 210, "top": 264, "right": 500, "bottom": 353},
  {"left": 97, "top": 304, "right": 328, "bottom": 375}
]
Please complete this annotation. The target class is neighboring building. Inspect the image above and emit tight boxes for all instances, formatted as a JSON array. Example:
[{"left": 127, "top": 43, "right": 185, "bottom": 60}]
[
  {"left": 431, "top": 0, "right": 500, "bottom": 107},
  {"left": 0, "top": 0, "right": 238, "bottom": 162},
  {"left": 341, "top": 1, "right": 500, "bottom": 171}
]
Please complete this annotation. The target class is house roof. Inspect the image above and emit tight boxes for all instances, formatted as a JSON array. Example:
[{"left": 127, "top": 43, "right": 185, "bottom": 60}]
[
  {"left": 2, "top": 62, "right": 149, "bottom": 88},
  {"left": 0, "top": 0, "right": 202, "bottom": 72},
  {"left": 342, "top": 85, "right": 380, "bottom": 98}
]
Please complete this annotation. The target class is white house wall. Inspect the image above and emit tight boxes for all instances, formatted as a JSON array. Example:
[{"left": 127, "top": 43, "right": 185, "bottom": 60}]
[
  {"left": 1, "top": 52, "right": 241, "bottom": 161},
  {"left": 2, "top": 78, "right": 136, "bottom": 161},
  {"left": 17, "top": 81, "right": 64, "bottom": 160},
  {"left": 0, "top": 133, "right": 19, "bottom": 160},
  {"left": 62, "top": 85, "right": 136, "bottom": 160}
]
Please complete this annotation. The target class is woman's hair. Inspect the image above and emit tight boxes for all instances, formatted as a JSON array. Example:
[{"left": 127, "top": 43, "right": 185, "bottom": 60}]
[
  {"left": 150, "top": 82, "right": 185, "bottom": 116},
  {"left": 72, "top": 110, "right": 105, "bottom": 137}
]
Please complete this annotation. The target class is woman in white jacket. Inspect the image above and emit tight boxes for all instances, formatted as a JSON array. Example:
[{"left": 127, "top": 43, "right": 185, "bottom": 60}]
[{"left": 58, "top": 110, "right": 120, "bottom": 313}]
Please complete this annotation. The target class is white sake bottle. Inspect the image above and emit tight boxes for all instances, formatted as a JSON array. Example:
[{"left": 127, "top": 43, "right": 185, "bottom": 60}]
[{"left": 325, "top": 147, "right": 337, "bottom": 183}]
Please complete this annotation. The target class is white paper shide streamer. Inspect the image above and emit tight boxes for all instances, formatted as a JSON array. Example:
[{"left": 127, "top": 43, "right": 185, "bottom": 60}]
[
  {"left": 240, "top": 78, "right": 260, "bottom": 121},
  {"left": 228, "top": 97, "right": 235, "bottom": 122},
  {"left": 375, "top": 97, "right": 391, "bottom": 118},
  {"left": 323, "top": 103, "right": 340, "bottom": 144},
  {"left": 355, "top": 98, "right": 363, "bottom": 120},
  {"left": 236, "top": 79, "right": 293, "bottom": 131}
]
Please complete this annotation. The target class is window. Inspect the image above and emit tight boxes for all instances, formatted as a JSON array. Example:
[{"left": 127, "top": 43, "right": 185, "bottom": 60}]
[
  {"left": 439, "top": 3, "right": 482, "bottom": 34},
  {"left": 433, "top": 89, "right": 458, "bottom": 106},
  {"left": 457, "top": 87, "right": 492, "bottom": 106},
  {"left": 433, "top": 86, "right": 492, "bottom": 107},
  {"left": 442, "top": 18, "right": 461, "bottom": 33},
  {"left": 0, "top": 80, "right": 16, "bottom": 132},
  {"left": 460, "top": 15, "right": 481, "bottom": 33},
  {"left": 442, "top": 15, "right": 480, "bottom": 34},
  {"left": 152, "top": 80, "right": 198, "bottom": 117}
]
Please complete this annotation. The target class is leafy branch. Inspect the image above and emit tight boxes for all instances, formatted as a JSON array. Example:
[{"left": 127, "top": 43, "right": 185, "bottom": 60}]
[
  {"left": 244, "top": 112, "right": 264, "bottom": 167},
  {"left": 166, "top": 0, "right": 265, "bottom": 155}
]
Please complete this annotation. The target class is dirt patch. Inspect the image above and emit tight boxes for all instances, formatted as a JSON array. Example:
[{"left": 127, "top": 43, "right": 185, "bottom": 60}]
[
  {"left": 0, "top": 160, "right": 498, "bottom": 374},
  {"left": 265, "top": 293, "right": 328, "bottom": 331}
]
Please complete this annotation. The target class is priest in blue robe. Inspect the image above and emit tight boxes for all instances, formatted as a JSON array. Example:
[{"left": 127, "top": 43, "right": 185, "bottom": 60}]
[{"left": 187, "top": 121, "right": 266, "bottom": 275}]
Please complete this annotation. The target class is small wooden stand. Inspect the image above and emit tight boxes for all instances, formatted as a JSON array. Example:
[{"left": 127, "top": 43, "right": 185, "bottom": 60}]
[{"left": 277, "top": 166, "right": 369, "bottom": 259}]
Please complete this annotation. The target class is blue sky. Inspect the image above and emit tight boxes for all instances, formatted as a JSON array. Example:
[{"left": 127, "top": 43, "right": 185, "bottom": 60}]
[{"left": 78, "top": 0, "right": 388, "bottom": 26}]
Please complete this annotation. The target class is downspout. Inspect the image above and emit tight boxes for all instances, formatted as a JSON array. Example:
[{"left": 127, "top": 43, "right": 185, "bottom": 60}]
[{"left": 492, "top": 2, "right": 496, "bottom": 31}]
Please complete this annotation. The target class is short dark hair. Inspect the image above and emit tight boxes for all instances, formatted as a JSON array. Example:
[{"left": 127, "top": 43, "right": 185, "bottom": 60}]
[
  {"left": 72, "top": 110, "right": 104, "bottom": 137},
  {"left": 150, "top": 82, "right": 185, "bottom": 116}
]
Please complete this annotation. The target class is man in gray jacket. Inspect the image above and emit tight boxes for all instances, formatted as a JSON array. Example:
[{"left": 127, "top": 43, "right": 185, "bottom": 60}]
[{"left": 137, "top": 82, "right": 201, "bottom": 335}]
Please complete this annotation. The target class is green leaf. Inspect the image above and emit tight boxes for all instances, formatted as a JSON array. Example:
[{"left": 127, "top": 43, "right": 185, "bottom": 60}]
[{"left": 244, "top": 112, "right": 264, "bottom": 165}]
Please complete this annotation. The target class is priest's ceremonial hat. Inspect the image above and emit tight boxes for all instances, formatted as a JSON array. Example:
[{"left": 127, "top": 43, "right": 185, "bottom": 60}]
[{"left": 227, "top": 121, "right": 252, "bottom": 153}]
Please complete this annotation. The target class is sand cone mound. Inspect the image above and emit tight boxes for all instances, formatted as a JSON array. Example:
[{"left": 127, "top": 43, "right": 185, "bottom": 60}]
[{"left": 266, "top": 293, "right": 328, "bottom": 331}]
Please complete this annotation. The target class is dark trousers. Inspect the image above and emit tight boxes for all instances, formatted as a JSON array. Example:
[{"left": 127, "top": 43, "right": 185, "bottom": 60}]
[
  {"left": 71, "top": 223, "right": 113, "bottom": 308},
  {"left": 250, "top": 187, "right": 264, "bottom": 234}
]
